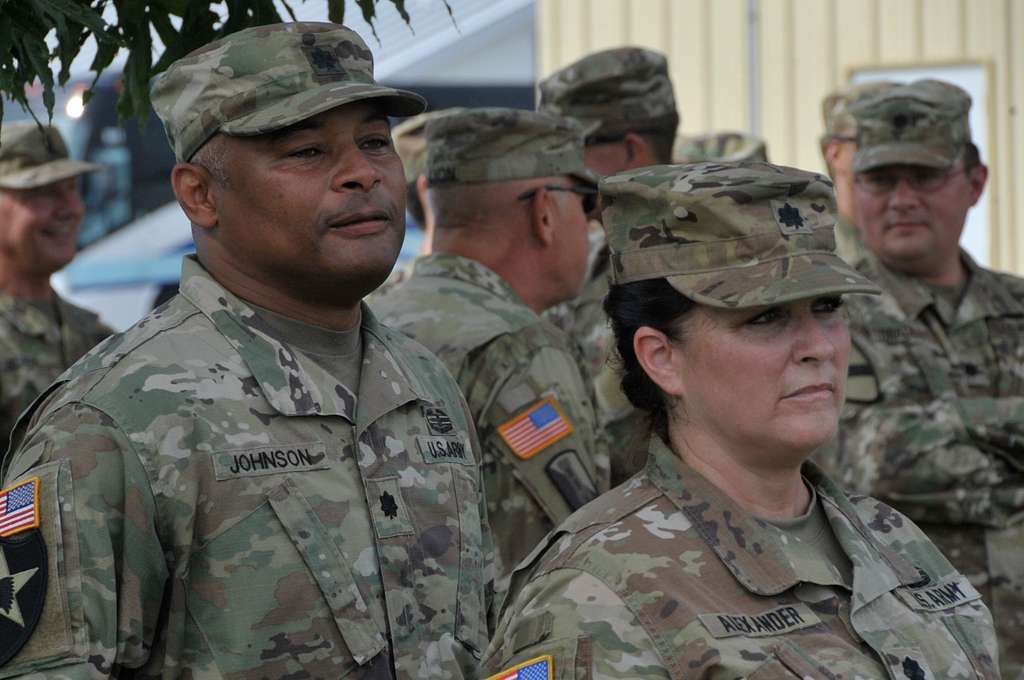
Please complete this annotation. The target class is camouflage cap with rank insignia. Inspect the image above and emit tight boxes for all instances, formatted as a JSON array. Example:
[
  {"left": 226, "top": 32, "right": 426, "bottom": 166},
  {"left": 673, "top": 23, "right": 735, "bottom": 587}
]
[
  {"left": 850, "top": 79, "right": 972, "bottom": 173},
  {"left": 424, "top": 107, "right": 597, "bottom": 187},
  {"left": 150, "top": 22, "right": 426, "bottom": 161},
  {"left": 537, "top": 47, "right": 679, "bottom": 141},
  {"left": 600, "top": 161, "right": 880, "bottom": 308}
]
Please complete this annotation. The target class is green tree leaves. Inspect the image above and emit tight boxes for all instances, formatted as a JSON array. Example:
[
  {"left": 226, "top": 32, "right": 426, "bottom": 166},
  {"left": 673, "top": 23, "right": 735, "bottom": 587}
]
[{"left": 0, "top": 0, "right": 434, "bottom": 128}]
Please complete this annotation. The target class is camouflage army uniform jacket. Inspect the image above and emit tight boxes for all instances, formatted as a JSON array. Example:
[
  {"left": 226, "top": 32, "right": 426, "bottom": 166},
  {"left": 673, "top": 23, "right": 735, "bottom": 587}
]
[
  {"left": 827, "top": 250, "right": 1024, "bottom": 677},
  {"left": 0, "top": 291, "right": 110, "bottom": 453},
  {"left": 482, "top": 436, "right": 1001, "bottom": 680},
  {"left": 0, "top": 257, "right": 492, "bottom": 679},
  {"left": 373, "top": 254, "right": 609, "bottom": 572}
]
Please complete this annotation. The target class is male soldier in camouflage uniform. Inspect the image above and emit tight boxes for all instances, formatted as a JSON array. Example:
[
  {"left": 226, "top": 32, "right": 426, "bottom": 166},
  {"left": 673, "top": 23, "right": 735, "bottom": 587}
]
[
  {"left": 0, "top": 23, "right": 493, "bottom": 678},
  {"left": 673, "top": 130, "right": 768, "bottom": 163},
  {"left": 482, "top": 162, "right": 1000, "bottom": 680},
  {"left": 819, "top": 81, "right": 897, "bottom": 264},
  {"left": 539, "top": 47, "right": 679, "bottom": 485},
  {"left": 372, "top": 108, "right": 609, "bottom": 574},
  {"left": 826, "top": 79, "right": 1024, "bottom": 678},
  {"left": 0, "top": 123, "right": 110, "bottom": 452}
]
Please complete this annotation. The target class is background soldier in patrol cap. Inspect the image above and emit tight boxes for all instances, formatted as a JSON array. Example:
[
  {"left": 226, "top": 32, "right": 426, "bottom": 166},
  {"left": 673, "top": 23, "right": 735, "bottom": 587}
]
[
  {"left": 538, "top": 47, "right": 680, "bottom": 485},
  {"left": 372, "top": 107, "right": 609, "bottom": 574},
  {"left": 826, "top": 78, "right": 1024, "bottom": 677},
  {"left": 393, "top": 108, "right": 463, "bottom": 253},
  {"left": 819, "top": 81, "right": 897, "bottom": 264},
  {"left": 0, "top": 22, "right": 492, "bottom": 678},
  {"left": 673, "top": 130, "right": 769, "bottom": 164},
  {"left": 0, "top": 123, "right": 110, "bottom": 454}
]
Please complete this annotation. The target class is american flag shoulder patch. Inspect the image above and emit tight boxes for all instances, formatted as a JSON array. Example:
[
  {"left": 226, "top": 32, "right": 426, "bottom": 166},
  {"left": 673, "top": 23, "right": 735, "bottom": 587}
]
[
  {"left": 0, "top": 477, "right": 40, "bottom": 537},
  {"left": 497, "top": 398, "right": 574, "bottom": 460},
  {"left": 485, "top": 654, "right": 553, "bottom": 680}
]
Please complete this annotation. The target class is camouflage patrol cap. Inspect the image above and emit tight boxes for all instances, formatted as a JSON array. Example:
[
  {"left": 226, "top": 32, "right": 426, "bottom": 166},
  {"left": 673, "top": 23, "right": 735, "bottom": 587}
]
[
  {"left": 538, "top": 47, "right": 679, "bottom": 141},
  {"left": 0, "top": 122, "right": 101, "bottom": 190},
  {"left": 394, "top": 108, "right": 464, "bottom": 184},
  {"left": 851, "top": 79, "right": 972, "bottom": 172},
  {"left": 425, "top": 107, "right": 597, "bottom": 187},
  {"left": 601, "top": 162, "right": 880, "bottom": 308},
  {"left": 150, "top": 22, "right": 426, "bottom": 161},
  {"left": 820, "top": 81, "right": 898, "bottom": 141},
  {"left": 674, "top": 131, "right": 768, "bottom": 163}
]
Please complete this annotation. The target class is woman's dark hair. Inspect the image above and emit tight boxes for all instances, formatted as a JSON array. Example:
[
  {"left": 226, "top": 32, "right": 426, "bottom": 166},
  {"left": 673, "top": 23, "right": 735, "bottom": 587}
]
[{"left": 603, "top": 278, "right": 696, "bottom": 441}]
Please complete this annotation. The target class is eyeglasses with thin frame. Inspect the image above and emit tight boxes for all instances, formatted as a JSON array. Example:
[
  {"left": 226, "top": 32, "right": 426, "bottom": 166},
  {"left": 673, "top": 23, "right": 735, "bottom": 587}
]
[
  {"left": 517, "top": 185, "right": 599, "bottom": 214},
  {"left": 855, "top": 166, "right": 965, "bottom": 195}
]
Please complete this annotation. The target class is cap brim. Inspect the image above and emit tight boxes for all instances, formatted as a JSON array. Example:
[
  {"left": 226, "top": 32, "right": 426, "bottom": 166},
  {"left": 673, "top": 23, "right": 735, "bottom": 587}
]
[
  {"left": 570, "top": 167, "right": 600, "bottom": 186},
  {"left": 222, "top": 82, "right": 427, "bottom": 139},
  {"left": 0, "top": 160, "right": 102, "bottom": 190},
  {"left": 853, "top": 144, "right": 954, "bottom": 172},
  {"left": 665, "top": 251, "right": 881, "bottom": 309}
]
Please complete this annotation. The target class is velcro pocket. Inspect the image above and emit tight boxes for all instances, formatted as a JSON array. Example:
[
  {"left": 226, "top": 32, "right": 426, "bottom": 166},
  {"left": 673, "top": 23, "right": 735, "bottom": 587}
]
[
  {"left": 451, "top": 465, "right": 487, "bottom": 657},
  {"left": 187, "top": 478, "right": 386, "bottom": 677}
]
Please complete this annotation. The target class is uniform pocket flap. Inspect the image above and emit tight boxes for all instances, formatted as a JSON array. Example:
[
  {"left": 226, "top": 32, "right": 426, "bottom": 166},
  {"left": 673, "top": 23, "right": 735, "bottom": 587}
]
[{"left": 267, "top": 480, "right": 386, "bottom": 666}]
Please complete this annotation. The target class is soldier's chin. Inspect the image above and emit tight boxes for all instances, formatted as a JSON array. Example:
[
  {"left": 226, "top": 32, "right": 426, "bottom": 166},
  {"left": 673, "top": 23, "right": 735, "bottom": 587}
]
[{"left": 358, "top": 259, "right": 402, "bottom": 298}]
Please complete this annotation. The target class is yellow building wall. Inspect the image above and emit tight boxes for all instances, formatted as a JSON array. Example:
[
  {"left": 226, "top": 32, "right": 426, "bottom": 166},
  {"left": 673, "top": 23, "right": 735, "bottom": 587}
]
[{"left": 536, "top": 0, "right": 1024, "bottom": 275}]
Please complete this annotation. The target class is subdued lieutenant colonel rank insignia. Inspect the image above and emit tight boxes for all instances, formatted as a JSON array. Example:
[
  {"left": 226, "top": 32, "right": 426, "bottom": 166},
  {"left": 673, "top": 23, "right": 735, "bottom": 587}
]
[
  {"left": 498, "top": 398, "right": 574, "bottom": 460},
  {"left": 486, "top": 654, "right": 553, "bottom": 680},
  {"left": 0, "top": 477, "right": 47, "bottom": 666},
  {"left": 771, "top": 199, "right": 821, "bottom": 237}
]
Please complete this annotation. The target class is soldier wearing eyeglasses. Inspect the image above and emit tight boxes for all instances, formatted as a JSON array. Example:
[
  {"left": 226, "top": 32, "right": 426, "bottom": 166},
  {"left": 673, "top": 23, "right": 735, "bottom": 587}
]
[
  {"left": 820, "top": 79, "right": 1024, "bottom": 678},
  {"left": 371, "top": 108, "right": 608, "bottom": 575}
]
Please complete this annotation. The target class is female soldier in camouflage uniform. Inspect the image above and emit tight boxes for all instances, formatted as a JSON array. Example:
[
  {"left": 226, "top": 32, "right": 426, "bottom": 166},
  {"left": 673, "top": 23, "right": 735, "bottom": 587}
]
[{"left": 481, "top": 162, "right": 1000, "bottom": 680}]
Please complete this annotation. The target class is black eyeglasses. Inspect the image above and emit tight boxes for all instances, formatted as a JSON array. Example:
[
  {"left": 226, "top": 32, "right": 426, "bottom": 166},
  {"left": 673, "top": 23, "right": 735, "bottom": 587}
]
[
  {"left": 855, "top": 167, "right": 964, "bottom": 195},
  {"left": 517, "top": 185, "right": 599, "bottom": 214}
]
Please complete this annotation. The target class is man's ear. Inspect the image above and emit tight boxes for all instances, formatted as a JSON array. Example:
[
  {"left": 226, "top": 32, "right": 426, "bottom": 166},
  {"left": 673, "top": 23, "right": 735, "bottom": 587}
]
[
  {"left": 527, "top": 187, "right": 557, "bottom": 248},
  {"left": 171, "top": 162, "right": 219, "bottom": 230},
  {"left": 634, "top": 325, "right": 686, "bottom": 399},
  {"left": 967, "top": 163, "right": 988, "bottom": 207},
  {"left": 822, "top": 140, "right": 842, "bottom": 176},
  {"left": 622, "top": 131, "right": 657, "bottom": 168}
]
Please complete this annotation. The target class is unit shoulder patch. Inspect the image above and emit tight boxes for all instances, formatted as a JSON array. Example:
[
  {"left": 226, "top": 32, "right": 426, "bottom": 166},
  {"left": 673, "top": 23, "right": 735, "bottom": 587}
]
[
  {"left": 845, "top": 341, "right": 880, "bottom": 404},
  {"left": 0, "top": 479, "right": 47, "bottom": 666},
  {"left": 486, "top": 654, "right": 553, "bottom": 680},
  {"left": 546, "top": 450, "right": 598, "bottom": 511},
  {"left": 498, "top": 398, "right": 574, "bottom": 460}
]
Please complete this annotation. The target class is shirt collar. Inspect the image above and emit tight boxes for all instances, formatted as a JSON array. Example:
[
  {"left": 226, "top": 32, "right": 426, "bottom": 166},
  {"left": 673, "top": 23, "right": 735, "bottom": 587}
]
[
  {"left": 864, "top": 250, "right": 1024, "bottom": 325},
  {"left": 412, "top": 253, "right": 524, "bottom": 304},
  {"left": 645, "top": 436, "right": 920, "bottom": 601},
  {"left": 178, "top": 255, "right": 428, "bottom": 425}
]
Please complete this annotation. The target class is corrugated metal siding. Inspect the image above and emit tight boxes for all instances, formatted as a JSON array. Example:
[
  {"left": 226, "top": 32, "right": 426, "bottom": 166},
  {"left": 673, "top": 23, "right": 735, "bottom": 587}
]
[{"left": 536, "top": 0, "right": 1024, "bottom": 274}]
